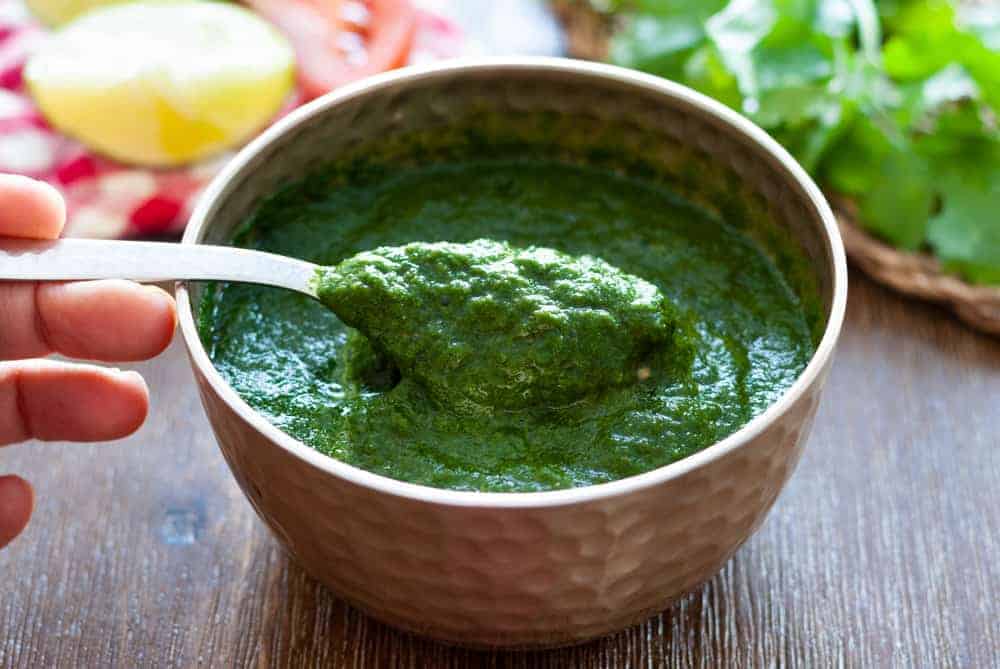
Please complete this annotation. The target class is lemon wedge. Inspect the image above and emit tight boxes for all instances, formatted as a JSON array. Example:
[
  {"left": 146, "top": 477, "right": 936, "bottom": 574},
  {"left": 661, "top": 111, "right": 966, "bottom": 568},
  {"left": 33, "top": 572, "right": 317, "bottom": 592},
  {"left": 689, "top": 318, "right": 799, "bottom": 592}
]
[
  {"left": 25, "top": 0, "right": 131, "bottom": 27},
  {"left": 25, "top": 1, "right": 295, "bottom": 167}
]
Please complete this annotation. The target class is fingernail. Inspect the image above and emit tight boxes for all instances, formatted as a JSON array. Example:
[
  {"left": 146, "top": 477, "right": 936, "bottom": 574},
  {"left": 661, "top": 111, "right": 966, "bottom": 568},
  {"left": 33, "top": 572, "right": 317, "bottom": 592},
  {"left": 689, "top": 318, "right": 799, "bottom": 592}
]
[
  {"left": 144, "top": 283, "right": 174, "bottom": 298},
  {"left": 121, "top": 370, "right": 145, "bottom": 384},
  {"left": 110, "top": 368, "right": 145, "bottom": 385},
  {"left": 0, "top": 475, "right": 34, "bottom": 548},
  {"left": 144, "top": 285, "right": 178, "bottom": 328}
]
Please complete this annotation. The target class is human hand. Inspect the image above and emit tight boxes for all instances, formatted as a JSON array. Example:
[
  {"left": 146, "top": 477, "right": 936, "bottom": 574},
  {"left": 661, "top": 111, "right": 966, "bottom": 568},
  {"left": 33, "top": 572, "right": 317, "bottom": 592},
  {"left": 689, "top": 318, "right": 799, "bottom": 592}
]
[{"left": 0, "top": 175, "right": 177, "bottom": 549}]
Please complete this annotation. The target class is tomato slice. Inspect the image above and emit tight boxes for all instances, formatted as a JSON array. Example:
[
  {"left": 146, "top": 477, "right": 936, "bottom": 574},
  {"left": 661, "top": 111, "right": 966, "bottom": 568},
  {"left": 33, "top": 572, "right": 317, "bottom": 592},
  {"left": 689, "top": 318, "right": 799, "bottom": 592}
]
[{"left": 246, "top": 0, "right": 416, "bottom": 101}]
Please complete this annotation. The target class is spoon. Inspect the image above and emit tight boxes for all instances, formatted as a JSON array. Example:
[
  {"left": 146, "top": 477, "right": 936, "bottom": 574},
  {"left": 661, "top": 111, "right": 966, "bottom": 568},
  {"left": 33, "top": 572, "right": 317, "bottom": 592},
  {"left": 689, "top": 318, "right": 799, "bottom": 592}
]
[{"left": 0, "top": 237, "right": 321, "bottom": 297}]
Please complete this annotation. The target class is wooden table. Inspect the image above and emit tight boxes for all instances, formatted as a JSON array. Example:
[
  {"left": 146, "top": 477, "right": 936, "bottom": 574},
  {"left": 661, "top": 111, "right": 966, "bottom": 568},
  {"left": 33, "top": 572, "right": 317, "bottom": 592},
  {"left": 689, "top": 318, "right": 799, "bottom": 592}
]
[{"left": 2, "top": 273, "right": 998, "bottom": 667}]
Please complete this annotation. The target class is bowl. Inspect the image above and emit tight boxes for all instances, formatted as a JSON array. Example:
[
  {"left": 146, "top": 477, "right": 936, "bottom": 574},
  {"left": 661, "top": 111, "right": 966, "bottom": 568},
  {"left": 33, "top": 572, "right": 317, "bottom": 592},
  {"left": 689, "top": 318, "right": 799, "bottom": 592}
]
[{"left": 176, "top": 58, "right": 847, "bottom": 648}]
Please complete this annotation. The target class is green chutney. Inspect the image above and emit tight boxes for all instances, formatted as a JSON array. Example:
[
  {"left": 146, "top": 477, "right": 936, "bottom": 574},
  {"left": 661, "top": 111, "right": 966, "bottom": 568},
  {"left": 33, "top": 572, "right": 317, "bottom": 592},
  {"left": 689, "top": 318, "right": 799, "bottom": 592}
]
[
  {"left": 315, "top": 238, "right": 692, "bottom": 413},
  {"left": 200, "top": 158, "right": 817, "bottom": 492}
]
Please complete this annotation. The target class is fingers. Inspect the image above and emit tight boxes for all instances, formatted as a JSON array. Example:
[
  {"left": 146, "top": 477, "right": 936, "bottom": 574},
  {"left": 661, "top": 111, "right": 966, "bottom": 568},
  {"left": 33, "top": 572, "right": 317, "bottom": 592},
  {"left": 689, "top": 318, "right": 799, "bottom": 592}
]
[
  {"left": 0, "top": 176, "right": 176, "bottom": 362},
  {"left": 0, "top": 280, "right": 176, "bottom": 361},
  {"left": 0, "top": 360, "right": 149, "bottom": 446},
  {"left": 0, "top": 475, "right": 33, "bottom": 549},
  {"left": 0, "top": 178, "right": 156, "bottom": 548},
  {"left": 0, "top": 175, "right": 65, "bottom": 240}
]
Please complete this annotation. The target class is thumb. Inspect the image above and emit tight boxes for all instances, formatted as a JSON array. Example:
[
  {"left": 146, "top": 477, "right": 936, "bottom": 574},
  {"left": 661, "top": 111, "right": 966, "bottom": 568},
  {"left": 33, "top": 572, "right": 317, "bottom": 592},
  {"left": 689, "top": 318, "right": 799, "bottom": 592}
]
[{"left": 0, "top": 475, "right": 33, "bottom": 549}]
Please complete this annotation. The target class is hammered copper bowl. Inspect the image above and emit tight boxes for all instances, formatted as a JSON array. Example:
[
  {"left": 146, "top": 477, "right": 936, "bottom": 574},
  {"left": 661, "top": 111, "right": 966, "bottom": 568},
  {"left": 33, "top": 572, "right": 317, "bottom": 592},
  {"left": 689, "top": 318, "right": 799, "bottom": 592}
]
[{"left": 176, "top": 58, "right": 847, "bottom": 649}]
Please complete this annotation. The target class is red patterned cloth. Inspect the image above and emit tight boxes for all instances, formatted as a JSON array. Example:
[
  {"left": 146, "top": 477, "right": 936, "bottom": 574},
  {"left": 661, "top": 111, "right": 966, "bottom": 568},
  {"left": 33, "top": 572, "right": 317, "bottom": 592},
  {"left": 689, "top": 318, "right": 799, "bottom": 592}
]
[{"left": 0, "top": 1, "right": 464, "bottom": 238}]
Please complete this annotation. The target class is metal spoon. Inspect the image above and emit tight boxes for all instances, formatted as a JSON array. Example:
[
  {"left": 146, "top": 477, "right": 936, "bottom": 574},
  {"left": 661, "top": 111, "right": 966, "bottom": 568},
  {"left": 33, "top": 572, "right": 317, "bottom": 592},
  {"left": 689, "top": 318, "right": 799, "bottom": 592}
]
[{"left": 0, "top": 237, "right": 321, "bottom": 297}]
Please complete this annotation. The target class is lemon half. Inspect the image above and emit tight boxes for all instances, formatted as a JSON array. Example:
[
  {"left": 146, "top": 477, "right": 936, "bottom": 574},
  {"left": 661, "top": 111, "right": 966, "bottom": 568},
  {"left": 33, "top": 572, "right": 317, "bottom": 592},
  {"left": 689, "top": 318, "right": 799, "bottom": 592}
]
[{"left": 26, "top": 1, "right": 295, "bottom": 167}]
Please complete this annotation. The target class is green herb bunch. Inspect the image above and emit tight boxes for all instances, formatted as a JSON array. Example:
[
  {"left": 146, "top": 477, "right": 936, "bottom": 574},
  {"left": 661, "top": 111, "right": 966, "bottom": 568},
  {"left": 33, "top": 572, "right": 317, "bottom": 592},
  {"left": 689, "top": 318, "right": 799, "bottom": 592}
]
[{"left": 606, "top": 0, "right": 1000, "bottom": 284}]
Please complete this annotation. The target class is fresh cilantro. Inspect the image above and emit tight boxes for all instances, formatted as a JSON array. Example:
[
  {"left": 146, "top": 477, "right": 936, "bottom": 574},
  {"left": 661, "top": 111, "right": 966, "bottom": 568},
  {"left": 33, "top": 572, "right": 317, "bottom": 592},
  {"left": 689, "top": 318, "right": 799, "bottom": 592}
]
[
  {"left": 606, "top": 0, "right": 1000, "bottom": 285},
  {"left": 928, "top": 179, "right": 1000, "bottom": 284},
  {"left": 610, "top": 0, "right": 727, "bottom": 76}
]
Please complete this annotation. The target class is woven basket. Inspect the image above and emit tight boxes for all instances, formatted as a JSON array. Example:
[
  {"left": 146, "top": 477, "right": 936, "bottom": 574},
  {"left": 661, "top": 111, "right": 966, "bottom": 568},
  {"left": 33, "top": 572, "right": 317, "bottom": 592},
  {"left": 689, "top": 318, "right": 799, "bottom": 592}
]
[{"left": 551, "top": 0, "right": 1000, "bottom": 336}]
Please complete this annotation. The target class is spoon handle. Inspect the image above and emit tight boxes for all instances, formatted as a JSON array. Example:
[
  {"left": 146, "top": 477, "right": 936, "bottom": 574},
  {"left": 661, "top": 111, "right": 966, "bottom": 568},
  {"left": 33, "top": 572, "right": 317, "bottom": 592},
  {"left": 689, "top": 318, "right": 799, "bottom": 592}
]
[{"left": 0, "top": 237, "right": 320, "bottom": 298}]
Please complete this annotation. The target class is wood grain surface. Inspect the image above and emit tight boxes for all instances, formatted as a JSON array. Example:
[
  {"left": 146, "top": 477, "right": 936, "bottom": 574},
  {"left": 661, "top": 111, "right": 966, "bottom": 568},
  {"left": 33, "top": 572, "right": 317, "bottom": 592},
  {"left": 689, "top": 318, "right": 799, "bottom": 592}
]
[{"left": 2, "top": 272, "right": 998, "bottom": 668}]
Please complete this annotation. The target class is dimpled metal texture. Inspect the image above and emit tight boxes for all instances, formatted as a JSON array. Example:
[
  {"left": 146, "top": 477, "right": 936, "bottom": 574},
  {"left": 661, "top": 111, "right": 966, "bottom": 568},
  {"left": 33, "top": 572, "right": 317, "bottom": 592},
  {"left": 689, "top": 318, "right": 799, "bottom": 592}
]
[{"left": 179, "top": 60, "right": 843, "bottom": 649}]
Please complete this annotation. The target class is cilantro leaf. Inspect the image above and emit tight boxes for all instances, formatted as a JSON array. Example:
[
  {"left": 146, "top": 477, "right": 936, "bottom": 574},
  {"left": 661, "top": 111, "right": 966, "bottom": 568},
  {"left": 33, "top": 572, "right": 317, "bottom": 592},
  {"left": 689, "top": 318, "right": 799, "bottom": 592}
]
[
  {"left": 681, "top": 44, "right": 742, "bottom": 108},
  {"left": 928, "top": 178, "right": 1000, "bottom": 284},
  {"left": 610, "top": 0, "right": 725, "bottom": 75},
  {"left": 611, "top": 13, "right": 708, "bottom": 75},
  {"left": 883, "top": 0, "right": 1000, "bottom": 109},
  {"left": 922, "top": 110, "right": 1000, "bottom": 283},
  {"left": 821, "top": 113, "right": 933, "bottom": 249},
  {"left": 605, "top": 0, "right": 1000, "bottom": 284}
]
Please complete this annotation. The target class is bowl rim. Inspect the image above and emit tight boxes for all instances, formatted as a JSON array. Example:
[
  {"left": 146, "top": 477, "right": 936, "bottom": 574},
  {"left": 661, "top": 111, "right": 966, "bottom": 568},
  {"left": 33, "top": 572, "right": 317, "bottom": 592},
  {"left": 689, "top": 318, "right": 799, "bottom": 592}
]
[{"left": 176, "top": 57, "right": 847, "bottom": 509}]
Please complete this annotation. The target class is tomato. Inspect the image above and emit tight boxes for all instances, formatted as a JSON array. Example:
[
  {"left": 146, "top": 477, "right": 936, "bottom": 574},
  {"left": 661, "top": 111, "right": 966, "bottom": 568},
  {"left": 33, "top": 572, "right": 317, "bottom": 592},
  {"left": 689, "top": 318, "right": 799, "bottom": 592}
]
[{"left": 245, "top": 0, "right": 416, "bottom": 101}]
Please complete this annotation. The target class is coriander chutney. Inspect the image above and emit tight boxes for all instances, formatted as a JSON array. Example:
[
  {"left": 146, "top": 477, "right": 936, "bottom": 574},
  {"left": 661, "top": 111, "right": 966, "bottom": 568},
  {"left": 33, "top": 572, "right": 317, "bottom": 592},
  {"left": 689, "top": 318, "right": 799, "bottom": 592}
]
[
  {"left": 199, "top": 158, "right": 817, "bottom": 492},
  {"left": 315, "top": 238, "right": 692, "bottom": 413}
]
